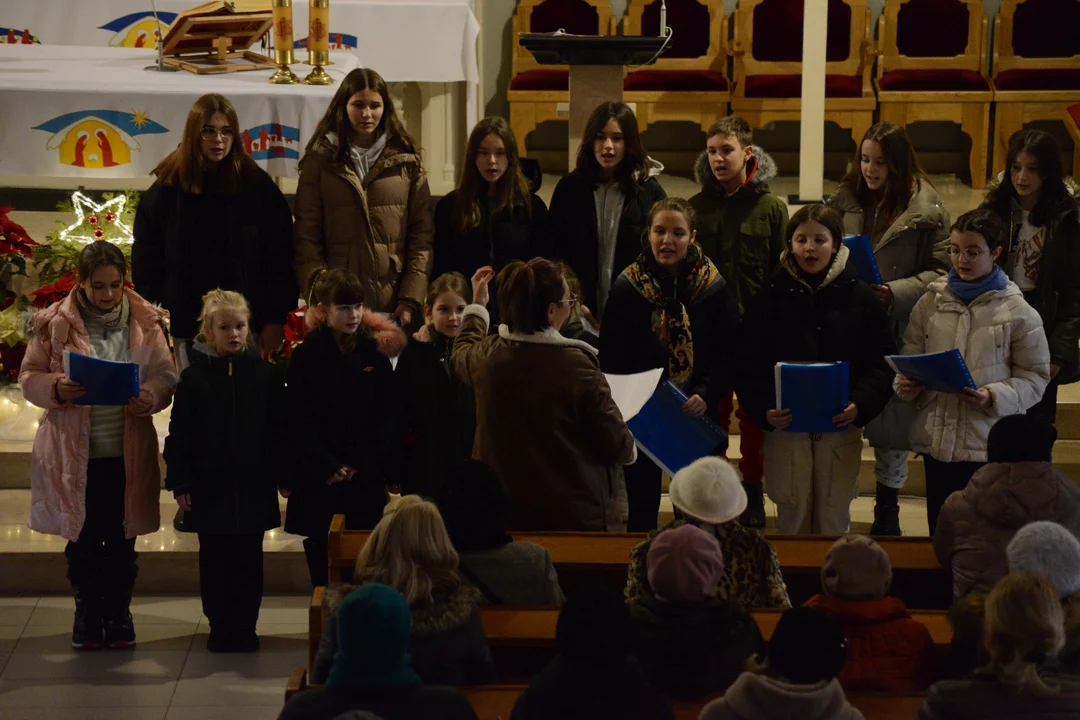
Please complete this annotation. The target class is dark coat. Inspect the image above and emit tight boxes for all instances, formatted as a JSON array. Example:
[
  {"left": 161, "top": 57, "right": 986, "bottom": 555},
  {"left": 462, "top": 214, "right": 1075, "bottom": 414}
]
[
  {"left": 395, "top": 330, "right": 476, "bottom": 497},
  {"left": 734, "top": 247, "right": 898, "bottom": 432},
  {"left": 510, "top": 656, "right": 675, "bottom": 720},
  {"left": 433, "top": 189, "right": 552, "bottom": 326},
  {"left": 599, "top": 254, "right": 741, "bottom": 417},
  {"left": 549, "top": 168, "right": 667, "bottom": 318},
  {"left": 919, "top": 672, "right": 1080, "bottom": 720},
  {"left": 629, "top": 597, "right": 765, "bottom": 700},
  {"left": 132, "top": 167, "right": 297, "bottom": 338},
  {"left": 277, "top": 685, "right": 479, "bottom": 720},
  {"left": 163, "top": 341, "right": 284, "bottom": 535},
  {"left": 284, "top": 316, "right": 406, "bottom": 536}
]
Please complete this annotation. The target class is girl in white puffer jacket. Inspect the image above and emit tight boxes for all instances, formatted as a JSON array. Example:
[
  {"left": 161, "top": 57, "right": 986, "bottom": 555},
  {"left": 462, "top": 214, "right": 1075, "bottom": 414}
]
[{"left": 896, "top": 208, "right": 1050, "bottom": 535}]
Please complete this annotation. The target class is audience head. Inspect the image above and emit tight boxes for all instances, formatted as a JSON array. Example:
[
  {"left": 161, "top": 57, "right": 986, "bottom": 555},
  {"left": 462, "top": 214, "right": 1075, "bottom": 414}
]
[
  {"left": 947, "top": 593, "right": 990, "bottom": 673},
  {"left": 432, "top": 460, "right": 513, "bottom": 554},
  {"left": 198, "top": 289, "right": 251, "bottom": 356},
  {"left": 842, "top": 122, "right": 929, "bottom": 221},
  {"left": 577, "top": 102, "right": 648, "bottom": 195},
  {"left": 455, "top": 117, "right": 532, "bottom": 232},
  {"left": 553, "top": 260, "right": 585, "bottom": 324},
  {"left": 327, "top": 583, "right": 420, "bottom": 689},
  {"left": 496, "top": 258, "right": 572, "bottom": 334},
  {"left": 821, "top": 534, "right": 892, "bottom": 601},
  {"left": 1007, "top": 521, "right": 1080, "bottom": 599},
  {"left": 645, "top": 197, "right": 697, "bottom": 274},
  {"left": 153, "top": 93, "right": 256, "bottom": 193},
  {"left": 423, "top": 272, "right": 470, "bottom": 338},
  {"left": 647, "top": 524, "right": 725, "bottom": 603},
  {"left": 705, "top": 114, "right": 754, "bottom": 190},
  {"left": 77, "top": 241, "right": 127, "bottom": 312},
  {"left": 353, "top": 495, "right": 460, "bottom": 605},
  {"left": 669, "top": 457, "right": 747, "bottom": 526},
  {"left": 307, "top": 268, "right": 365, "bottom": 335},
  {"left": 984, "top": 574, "right": 1065, "bottom": 697},
  {"left": 556, "top": 585, "right": 633, "bottom": 667},
  {"left": 948, "top": 208, "right": 1005, "bottom": 282},
  {"left": 988, "top": 414, "right": 1058, "bottom": 463},
  {"left": 763, "top": 607, "right": 847, "bottom": 684},
  {"left": 785, "top": 204, "right": 845, "bottom": 276},
  {"left": 987, "top": 129, "right": 1067, "bottom": 226}
]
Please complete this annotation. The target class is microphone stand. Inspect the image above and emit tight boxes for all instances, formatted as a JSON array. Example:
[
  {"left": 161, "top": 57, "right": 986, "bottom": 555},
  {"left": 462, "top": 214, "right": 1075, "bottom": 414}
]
[{"left": 144, "top": 0, "right": 180, "bottom": 72}]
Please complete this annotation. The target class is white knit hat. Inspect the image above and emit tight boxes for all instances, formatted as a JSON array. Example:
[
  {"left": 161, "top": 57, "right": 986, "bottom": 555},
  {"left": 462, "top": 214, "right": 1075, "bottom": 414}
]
[
  {"left": 668, "top": 457, "right": 747, "bottom": 525},
  {"left": 1007, "top": 521, "right": 1080, "bottom": 598}
]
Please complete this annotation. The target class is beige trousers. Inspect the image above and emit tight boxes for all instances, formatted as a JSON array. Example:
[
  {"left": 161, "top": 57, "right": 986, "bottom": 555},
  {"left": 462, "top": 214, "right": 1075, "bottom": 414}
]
[{"left": 764, "top": 426, "right": 863, "bottom": 535}]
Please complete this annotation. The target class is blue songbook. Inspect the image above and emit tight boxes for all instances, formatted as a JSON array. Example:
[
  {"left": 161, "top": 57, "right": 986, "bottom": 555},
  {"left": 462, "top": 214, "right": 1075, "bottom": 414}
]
[
  {"left": 886, "top": 350, "right": 976, "bottom": 393},
  {"left": 627, "top": 381, "right": 728, "bottom": 476},
  {"left": 63, "top": 350, "right": 139, "bottom": 406},
  {"left": 775, "top": 361, "right": 850, "bottom": 433},
  {"left": 842, "top": 234, "right": 884, "bottom": 286}
]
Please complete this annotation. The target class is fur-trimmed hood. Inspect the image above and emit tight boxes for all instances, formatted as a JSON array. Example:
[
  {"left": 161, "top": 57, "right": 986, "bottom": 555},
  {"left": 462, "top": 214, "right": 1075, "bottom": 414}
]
[
  {"left": 327, "top": 582, "right": 483, "bottom": 637},
  {"left": 303, "top": 308, "right": 407, "bottom": 358},
  {"left": 694, "top": 145, "right": 779, "bottom": 194}
]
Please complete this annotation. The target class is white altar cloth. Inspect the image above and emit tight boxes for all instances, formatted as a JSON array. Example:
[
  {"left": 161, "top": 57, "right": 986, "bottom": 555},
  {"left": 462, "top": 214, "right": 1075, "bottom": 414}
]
[{"left": 0, "top": 44, "right": 360, "bottom": 179}]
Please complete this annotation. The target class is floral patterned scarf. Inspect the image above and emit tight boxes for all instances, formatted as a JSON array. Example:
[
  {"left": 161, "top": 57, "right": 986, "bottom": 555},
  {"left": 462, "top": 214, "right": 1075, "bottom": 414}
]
[{"left": 624, "top": 243, "right": 721, "bottom": 388}]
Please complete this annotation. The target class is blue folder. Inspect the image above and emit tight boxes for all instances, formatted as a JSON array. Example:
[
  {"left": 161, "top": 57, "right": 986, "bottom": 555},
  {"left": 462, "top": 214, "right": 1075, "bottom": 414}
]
[
  {"left": 627, "top": 381, "right": 728, "bottom": 476},
  {"left": 842, "top": 234, "right": 884, "bottom": 286},
  {"left": 775, "top": 361, "right": 850, "bottom": 433},
  {"left": 886, "top": 350, "right": 976, "bottom": 393},
  {"left": 63, "top": 350, "right": 140, "bottom": 406}
]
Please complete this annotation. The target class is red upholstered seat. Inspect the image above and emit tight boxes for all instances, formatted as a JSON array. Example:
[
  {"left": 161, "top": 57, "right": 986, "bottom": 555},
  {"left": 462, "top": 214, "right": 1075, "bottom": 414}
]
[
  {"left": 624, "top": 70, "right": 729, "bottom": 91},
  {"left": 1070, "top": 103, "right": 1080, "bottom": 127},
  {"left": 744, "top": 74, "right": 863, "bottom": 98},
  {"left": 509, "top": 69, "right": 570, "bottom": 91},
  {"left": 995, "top": 68, "right": 1080, "bottom": 91},
  {"left": 896, "top": 0, "right": 970, "bottom": 58},
  {"left": 640, "top": 0, "right": 711, "bottom": 58},
  {"left": 878, "top": 69, "right": 990, "bottom": 92}
]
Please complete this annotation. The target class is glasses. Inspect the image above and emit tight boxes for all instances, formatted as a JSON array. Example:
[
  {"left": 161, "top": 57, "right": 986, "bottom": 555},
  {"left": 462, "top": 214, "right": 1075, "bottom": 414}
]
[
  {"left": 558, "top": 292, "right": 578, "bottom": 306},
  {"left": 947, "top": 247, "right": 988, "bottom": 260},
  {"left": 200, "top": 127, "right": 235, "bottom": 140}
]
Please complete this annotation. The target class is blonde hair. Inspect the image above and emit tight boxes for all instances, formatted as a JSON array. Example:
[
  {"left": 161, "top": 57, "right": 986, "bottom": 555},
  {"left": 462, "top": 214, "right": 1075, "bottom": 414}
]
[
  {"left": 984, "top": 574, "right": 1066, "bottom": 697},
  {"left": 198, "top": 289, "right": 251, "bottom": 350},
  {"left": 353, "top": 495, "right": 460, "bottom": 605}
]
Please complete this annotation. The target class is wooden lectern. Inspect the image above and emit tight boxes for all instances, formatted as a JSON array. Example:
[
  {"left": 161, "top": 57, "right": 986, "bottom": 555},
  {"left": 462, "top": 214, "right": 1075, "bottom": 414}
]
[{"left": 518, "top": 33, "right": 668, "bottom": 166}]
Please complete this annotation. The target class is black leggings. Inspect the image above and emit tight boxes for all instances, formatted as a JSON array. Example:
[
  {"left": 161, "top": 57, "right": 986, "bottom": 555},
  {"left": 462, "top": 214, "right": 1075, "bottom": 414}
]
[
  {"left": 624, "top": 454, "right": 662, "bottom": 533},
  {"left": 65, "top": 457, "right": 136, "bottom": 585},
  {"left": 198, "top": 533, "right": 264, "bottom": 636},
  {"left": 924, "top": 455, "right": 984, "bottom": 536}
]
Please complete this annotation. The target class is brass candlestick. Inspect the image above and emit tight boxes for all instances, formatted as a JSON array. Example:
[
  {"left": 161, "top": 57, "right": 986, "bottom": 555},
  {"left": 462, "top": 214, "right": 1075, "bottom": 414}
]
[
  {"left": 301, "top": 0, "right": 334, "bottom": 85},
  {"left": 269, "top": 0, "right": 299, "bottom": 84}
]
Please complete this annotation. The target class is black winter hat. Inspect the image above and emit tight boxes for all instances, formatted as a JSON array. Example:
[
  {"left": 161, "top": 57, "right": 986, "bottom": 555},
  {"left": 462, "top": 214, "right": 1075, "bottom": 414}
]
[
  {"left": 768, "top": 607, "right": 847, "bottom": 684},
  {"left": 987, "top": 414, "right": 1057, "bottom": 463}
]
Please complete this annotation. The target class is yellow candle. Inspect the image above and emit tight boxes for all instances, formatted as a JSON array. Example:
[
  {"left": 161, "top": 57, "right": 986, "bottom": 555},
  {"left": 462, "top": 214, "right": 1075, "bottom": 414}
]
[
  {"left": 308, "top": 0, "right": 330, "bottom": 54},
  {"left": 272, "top": 0, "right": 294, "bottom": 52}
]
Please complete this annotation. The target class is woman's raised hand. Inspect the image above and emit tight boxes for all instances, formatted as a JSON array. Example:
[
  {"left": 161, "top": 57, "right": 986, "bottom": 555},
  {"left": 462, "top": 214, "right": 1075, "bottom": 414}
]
[{"left": 472, "top": 266, "right": 495, "bottom": 307}]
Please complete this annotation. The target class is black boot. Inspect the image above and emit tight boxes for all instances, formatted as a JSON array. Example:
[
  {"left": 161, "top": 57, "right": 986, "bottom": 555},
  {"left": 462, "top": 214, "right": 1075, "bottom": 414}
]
[
  {"left": 740, "top": 481, "right": 766, "bottom": 529},
  {"left": 103, "top": 562, "right": 138, "bottom": 649},
  {"left": 71, "top": 582, "right": 104, "bottom": 650},
  {"left": 871, "top": 505, "right": 902, "bottom": 536}
]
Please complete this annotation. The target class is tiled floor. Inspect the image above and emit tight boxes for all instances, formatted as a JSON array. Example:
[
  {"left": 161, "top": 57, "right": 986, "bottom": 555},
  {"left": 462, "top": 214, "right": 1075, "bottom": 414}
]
[{"left": 0, "top": 595, "right": 308, "bottom": 720}]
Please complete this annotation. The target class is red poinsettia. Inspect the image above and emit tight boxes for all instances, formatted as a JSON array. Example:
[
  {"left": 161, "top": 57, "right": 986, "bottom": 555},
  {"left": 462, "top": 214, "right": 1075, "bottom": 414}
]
[
  {"left": 282, "top": 305, "right": 307, "bottom": 357},
  {"left": 0, "top": 206, "right": 39, "bottom": 259},
  {"left": 31, "top": 271, "right": 77, "bottom": 308}
]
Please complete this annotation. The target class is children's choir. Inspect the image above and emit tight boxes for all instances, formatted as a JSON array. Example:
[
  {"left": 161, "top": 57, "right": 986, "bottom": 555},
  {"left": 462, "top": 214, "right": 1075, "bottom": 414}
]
[{"left": 19, "top": 65, "right": 1080, "bottom": 679}]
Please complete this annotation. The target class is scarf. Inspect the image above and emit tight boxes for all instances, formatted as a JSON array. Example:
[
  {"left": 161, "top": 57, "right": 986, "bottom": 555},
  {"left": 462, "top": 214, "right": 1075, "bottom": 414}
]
[
  {"left": 623, "top": 244, "right": 721, "bottom": 388},
  {"left": 76, "top": 288, "right": 129, "bottom": 331},
  {"left": 326, "top": 584, "right": 422, "bottom": 689},
  {"left": 947, "top": 266, "right": 1008, "bottom": 304}
]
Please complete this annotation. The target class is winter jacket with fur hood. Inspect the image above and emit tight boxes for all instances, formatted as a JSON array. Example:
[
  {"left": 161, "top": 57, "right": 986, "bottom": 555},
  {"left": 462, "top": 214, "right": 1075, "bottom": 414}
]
[
  {"left": 450, "top": 304, "right": 636, "bottom": 531},
  {"left": 896, "top": 276, "right": 1051, "bottom": 462},
  {"left": 689, "top": 146, "right": 789, "bottom": 315},
  {"left": 20, "top": 287, "right": 178, "bottom": 541},
  {"left": 699, "top": 673, "right": 865, "bottom": 720},
  {"left": 293, "top": 136, "right": 434, "bottom": 311},
  {"left": 828, "top": 181, "right": 950, "bottom": 335},
  {"left": 934, "top": 462, "right": 1080, "bottom": 599},
  {"left": 283, "top": 313, "right": 406, "bottom": 536},
  {"left": 312, "top": 582, "right": 496, "bottom": 686},
  {"left": 919, "top": 671, "right": 1080, "bottom": 720}
]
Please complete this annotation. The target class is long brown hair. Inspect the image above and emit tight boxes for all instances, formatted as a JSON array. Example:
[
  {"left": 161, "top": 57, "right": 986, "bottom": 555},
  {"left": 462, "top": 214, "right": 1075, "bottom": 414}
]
[
  {"left": 302, "top": 68, "right": 418, "bottom": 169},
  {"left": 152, "top": 93, "right": 261, "bottom": 194},
  {"left": 839, "top": 122, "right": 932, "bottom": 228},
  {"left": 497, "top": 258, "right": 565, "bottom": 334},
  {"left": 453, "top": 117, "right": 532, "bottom": 233},
  {"left": 576, "top": 102, "right": 649, "bottom": 197},
  {"left": 984, "top": 574, "right": 1065, "bottom": 697},
  {"left": 984, "top": 129, "right": 1069, "bottom": 228}
]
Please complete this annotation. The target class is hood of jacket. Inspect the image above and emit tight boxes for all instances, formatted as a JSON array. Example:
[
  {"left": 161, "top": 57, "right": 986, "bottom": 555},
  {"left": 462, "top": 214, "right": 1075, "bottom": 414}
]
[
  {"left": 779, "top": 243, "right": 854, "bottom": 292},
  {"left": 32, "top": 286, "right": 168, "bottom": 338},
  {"left": 694, "top": 145, "right": 779, "bottom": 194},
  {"left": 925, "top": 273, "right": 1022, "bottom": 309},
  {"left": 829, "top": 180, "right": 947, "bottom": 243},
  {"left": 497, "top": 324, "right": 599, "bottom": 356},
  {"left": 804, "top": 594, "right": 912, "bottom": 626},
  {"left": 304, "top": 309, "right": 407, "bottom": 358},
  {"left": 724, "top": 673, "right": 860, "bottom": 720},
  {"left": 327, "top": 582, "right": 482, "bottom": 637},
  {"left": 312, "top": 134, "right": 422, "bottom": 177},
  {"left": 963, "top": 462, "right": 1080, "bottom": 529}
]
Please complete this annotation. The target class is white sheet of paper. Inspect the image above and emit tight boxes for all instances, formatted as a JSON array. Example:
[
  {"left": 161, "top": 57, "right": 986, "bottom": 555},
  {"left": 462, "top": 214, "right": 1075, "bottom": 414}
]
[{"left": 604, "top": 368, "right": 664, "bottom": 422}]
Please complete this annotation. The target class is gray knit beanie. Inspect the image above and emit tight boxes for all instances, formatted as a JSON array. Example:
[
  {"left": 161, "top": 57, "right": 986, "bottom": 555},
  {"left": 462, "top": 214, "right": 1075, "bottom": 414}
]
[{"left": 1007, "top": 521, "right": 1080, "bottom": 598}]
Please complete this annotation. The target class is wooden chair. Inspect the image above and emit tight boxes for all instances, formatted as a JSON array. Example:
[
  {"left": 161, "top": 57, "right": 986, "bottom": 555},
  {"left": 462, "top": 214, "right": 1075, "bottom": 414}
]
[
  {"left": 730, "top": 0, "right": 877, "bottom": 151},
  {"left": 875, "top": 0, "right": 994, "bottom": 188},
  {"left": 621, "top": 0, "right": 730, "bottom": 134},
  {"left": 1066, "top": 103, "right": 1080, "bottom": 174},
  {"left": 991, "top": 0, "right": 1080, "bottom": 174},
  {"left": 507, "top": 0, "right": 616, "bottom": 156}
]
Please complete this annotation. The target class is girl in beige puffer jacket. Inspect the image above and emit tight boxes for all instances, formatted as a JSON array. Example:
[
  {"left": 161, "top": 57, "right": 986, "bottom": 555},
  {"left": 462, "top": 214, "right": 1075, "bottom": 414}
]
[{"left": 895, "top": 209, "right": 1050, "bottom": 535}]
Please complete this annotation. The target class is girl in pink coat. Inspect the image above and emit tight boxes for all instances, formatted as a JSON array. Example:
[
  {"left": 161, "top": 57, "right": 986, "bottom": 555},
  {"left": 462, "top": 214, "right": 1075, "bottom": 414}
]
[{"left": 19, "top": 241, "right": 177, "bottom": 651}]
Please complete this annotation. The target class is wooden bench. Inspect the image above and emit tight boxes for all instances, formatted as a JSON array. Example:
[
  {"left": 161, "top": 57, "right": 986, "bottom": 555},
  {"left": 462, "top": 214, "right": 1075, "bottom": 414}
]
[{"left": 285, "top": 669, "right": 926, "bottom": 720}]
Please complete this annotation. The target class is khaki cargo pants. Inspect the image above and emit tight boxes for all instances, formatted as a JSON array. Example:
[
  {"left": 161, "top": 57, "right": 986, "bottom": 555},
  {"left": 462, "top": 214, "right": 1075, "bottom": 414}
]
[{"left": 763, "top": 426, "right": 862, "bottom": 534}]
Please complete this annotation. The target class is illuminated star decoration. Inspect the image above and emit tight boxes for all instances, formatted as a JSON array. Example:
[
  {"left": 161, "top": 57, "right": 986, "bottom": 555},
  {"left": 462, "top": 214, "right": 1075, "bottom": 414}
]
[{"left": 58, "top": 191, "right": 133, "bottom": 245}]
